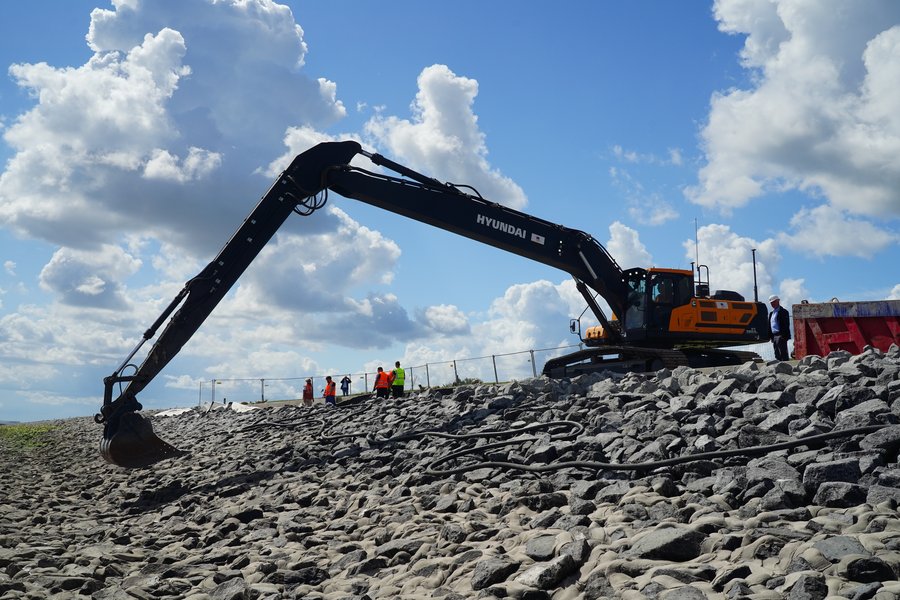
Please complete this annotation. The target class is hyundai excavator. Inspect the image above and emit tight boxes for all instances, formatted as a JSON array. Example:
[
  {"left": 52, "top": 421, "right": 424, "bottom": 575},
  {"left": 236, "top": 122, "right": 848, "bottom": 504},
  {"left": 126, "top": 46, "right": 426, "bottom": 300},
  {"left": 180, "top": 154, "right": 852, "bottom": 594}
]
[{"left": 97, "top": 140, "right": 769, "bottom": 468}]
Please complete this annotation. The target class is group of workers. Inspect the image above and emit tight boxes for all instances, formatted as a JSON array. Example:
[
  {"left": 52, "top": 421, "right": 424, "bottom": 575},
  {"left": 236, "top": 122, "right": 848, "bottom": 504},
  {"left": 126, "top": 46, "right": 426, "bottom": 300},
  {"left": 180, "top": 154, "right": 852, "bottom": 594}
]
[
  {"left": 300, "top": 361, "right": 405, "bottom": 407},
  {"left": 373, "top": 361, "right": 405, "bottom": 399}
]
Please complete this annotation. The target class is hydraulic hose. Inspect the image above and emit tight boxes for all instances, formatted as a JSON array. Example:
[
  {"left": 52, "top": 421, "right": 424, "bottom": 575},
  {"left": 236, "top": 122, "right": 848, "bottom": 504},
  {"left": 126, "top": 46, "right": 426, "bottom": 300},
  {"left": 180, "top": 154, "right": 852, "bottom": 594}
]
[
  {"left": 424, "top": 424, "right": 888, "bottom": 476},
  {"left": 233, "top": 398, "right": 891, "bottom": 478}
]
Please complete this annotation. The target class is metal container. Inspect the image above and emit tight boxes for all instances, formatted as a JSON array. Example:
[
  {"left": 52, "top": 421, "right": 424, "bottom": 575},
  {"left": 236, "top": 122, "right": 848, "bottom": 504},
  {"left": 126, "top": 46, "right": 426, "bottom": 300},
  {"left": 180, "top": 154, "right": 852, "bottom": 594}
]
[{"left": 792, "top": 299, "right": 900, "bottom": 358}]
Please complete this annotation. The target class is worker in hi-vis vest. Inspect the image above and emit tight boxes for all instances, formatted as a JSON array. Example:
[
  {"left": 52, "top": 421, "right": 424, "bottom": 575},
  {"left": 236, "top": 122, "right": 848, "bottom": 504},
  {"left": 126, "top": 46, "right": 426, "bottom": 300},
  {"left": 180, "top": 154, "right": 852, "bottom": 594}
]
[
  {"left": 373, "top": 367, "right": 391, "bottom": 399},
  {"left": 390, "top": 361, "right": 405, "bottom": 398},
  {"left": 323, "top": 376, "right": 336, "bottom": 406}
]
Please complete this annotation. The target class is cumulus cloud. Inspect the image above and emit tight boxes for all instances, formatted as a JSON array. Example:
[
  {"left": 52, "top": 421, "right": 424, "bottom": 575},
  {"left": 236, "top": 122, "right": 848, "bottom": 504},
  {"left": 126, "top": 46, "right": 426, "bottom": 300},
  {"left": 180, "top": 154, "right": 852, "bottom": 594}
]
[
  {"left": 889, "top": 284, "right": 900, "bottom": 300},
  {"left": 683, "top": 224, "right": 777, "bottom": 300},
  {"left": 0, "top": 0, "right": 346, "bottom": 255},
  {"left": 421, "top": 305, "right": 470, "bottom": 336},
  {"left": 363, "top": 65, "right": 528, "bottom": 210},
  {"left": 778, "top": 277, "right": 809, "bottom": 307},
  {"left": 3, "top": 261, "right": 14, "bottom": 276},
  {"left": 38, "top": 244, "right": 142, "bottom": 309},
  {"left": 227, "top": 206, "right": 401, "bottom": 316},
  {"left": 779, "top": 204, "right": 897, "bottom": 258},
  {"left": 393, "top": 278, "right": 578, "bottom": 385},
  {"left": 606, "top": 221, "right": 652, "bottom": 269},
  {"left": 688, "top": 0, "right": 900, "bottom": 220}
]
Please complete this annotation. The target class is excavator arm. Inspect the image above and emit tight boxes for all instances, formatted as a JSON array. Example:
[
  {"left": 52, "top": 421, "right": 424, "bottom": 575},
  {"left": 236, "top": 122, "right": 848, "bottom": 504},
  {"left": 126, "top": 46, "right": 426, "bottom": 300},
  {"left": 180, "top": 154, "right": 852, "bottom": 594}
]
[
  {"left": 98, "top": 140, "right": 630, "bottom": 467},
  {"left": 326, "top": 148, "right": 629, "bottom": 318}
]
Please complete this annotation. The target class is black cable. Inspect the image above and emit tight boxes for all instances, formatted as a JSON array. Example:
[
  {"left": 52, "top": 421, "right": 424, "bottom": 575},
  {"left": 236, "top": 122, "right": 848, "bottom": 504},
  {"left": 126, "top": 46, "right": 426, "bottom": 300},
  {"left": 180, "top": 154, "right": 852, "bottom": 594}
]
[
  {"left": 425, "top": 424, "right": 888, "bottom": 476},
  {"left": 233, "top": 396, "right": 889, "bottom": 479}
]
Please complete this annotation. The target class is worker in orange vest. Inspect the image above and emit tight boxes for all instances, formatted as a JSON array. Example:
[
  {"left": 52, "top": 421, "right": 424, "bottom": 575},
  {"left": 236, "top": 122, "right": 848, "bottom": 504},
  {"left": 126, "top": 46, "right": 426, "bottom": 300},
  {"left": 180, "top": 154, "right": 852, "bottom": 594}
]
[
  {"left": 323, "top": 375, "right": 336, "bottom": 406},
  {"left": 373, "top": 367, "right": 391, "bottom": 399},
  {"left": 302, "top": 378, "right": 314, "bottom": 407}
]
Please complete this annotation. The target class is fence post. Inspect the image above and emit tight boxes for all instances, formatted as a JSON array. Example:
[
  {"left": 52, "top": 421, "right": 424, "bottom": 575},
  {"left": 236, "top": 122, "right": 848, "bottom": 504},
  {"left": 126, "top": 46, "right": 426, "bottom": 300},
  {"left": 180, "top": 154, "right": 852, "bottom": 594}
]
[
  {"left": 426, "top": 363, "right": 431, "bottom": 388},
  {"left": 260, "top": 378, "right": 265, "bottom": 403},
  {"left": 492, "top": 355, "right": 499, "bottom": 383},
  {"left": 452, "top": 361, "right": 459, "bottom": 384},
  {"left": 364, "top": 372, "right": 369, "bottom": 391},
  {"left": 529, "top": 350, "right": 537, "bottom": 377}
]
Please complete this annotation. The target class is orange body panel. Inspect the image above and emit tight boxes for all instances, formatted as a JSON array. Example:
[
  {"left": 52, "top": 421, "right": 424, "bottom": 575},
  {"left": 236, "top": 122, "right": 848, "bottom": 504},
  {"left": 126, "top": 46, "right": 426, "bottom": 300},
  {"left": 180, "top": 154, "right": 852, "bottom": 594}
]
[{"left": 667, "top": 299, "right": 760, "bottom": 335}]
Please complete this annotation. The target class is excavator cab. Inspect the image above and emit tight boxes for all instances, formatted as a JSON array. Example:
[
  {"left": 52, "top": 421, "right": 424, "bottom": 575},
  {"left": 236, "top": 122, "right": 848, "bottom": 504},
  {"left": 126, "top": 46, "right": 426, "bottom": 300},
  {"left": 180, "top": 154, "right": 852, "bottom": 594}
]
[{"left": 621, "top": 268, "right": 694, "bottom": 339}]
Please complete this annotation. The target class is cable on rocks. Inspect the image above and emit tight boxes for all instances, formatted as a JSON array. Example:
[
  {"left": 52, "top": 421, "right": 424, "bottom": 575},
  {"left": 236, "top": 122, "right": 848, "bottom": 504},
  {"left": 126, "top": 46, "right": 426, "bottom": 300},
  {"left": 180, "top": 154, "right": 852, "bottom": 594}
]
[
  {"left": 229, "top": 394, "right": 890, "bottom": 480},
  {"left": 425, "top": 423, "right": 889, "bottom": 476}
]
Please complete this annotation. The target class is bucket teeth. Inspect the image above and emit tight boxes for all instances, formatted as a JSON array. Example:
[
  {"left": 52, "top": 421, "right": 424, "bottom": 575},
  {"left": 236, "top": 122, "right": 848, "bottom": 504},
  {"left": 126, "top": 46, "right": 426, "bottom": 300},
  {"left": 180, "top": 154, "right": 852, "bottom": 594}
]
[{"left": 100, "top": 412, "right": 186, "bottom": 468}]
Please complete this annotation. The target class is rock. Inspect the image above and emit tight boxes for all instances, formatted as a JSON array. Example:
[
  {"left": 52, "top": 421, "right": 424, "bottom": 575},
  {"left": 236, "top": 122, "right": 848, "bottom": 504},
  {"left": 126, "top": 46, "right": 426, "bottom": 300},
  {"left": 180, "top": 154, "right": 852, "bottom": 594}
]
[
  {"left": 514, "top": 554, "right": 577, "bottom": 589},
  {"left": 788, "top": 572, "right": 829, "bottom": 600},
  {"left": 525, "top": 535, "right": 557, "bottom": 561},
  {"left": 471, "top": 558, "right": 520, "bottom": 590},
  {"left": 629, "top": 526, "right": 706, "bottom": 561},
  {"left": 814, "top": 536, "right": 871, "bottom": 562},
  {"left": 844, "top": 556, "right": 898, "bottom": 583},
  {"left": 6, "top": 348, "right": 900, "bottom": 600}
]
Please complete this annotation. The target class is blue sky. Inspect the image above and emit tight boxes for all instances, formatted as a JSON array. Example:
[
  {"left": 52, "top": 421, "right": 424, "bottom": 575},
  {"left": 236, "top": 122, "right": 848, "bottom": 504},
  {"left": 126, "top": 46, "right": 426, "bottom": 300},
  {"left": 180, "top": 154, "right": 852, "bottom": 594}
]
[{"left": 1, "top": 0, "right": 898, "bottom": 422}]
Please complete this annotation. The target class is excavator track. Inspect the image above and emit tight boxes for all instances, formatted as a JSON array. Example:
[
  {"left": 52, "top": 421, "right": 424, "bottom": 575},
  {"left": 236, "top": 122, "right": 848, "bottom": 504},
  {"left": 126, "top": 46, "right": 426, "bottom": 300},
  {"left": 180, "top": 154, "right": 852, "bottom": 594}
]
[
  {"left": 542, "top": 346, "right": 689, "bottom": 378},
  {"left": 542, "top": 345, "right": 762, "bottom": 378}
]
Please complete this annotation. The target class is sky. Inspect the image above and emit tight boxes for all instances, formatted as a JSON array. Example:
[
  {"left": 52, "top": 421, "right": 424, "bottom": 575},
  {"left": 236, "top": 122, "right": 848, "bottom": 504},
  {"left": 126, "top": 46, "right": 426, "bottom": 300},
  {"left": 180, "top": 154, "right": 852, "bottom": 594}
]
[{"left": 1, "top": 0, "right": 898, "bottom": 423}]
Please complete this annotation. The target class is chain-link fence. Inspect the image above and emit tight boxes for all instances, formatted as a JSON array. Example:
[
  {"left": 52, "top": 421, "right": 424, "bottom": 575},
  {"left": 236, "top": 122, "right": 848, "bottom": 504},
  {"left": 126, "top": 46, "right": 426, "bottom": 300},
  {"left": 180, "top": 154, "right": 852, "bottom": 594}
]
[
  {"left": 200, "top": 341, "right": 781, "bottom": 404},
  {"left": 199, "top": 343, "right": 583, "bottom": 404}
]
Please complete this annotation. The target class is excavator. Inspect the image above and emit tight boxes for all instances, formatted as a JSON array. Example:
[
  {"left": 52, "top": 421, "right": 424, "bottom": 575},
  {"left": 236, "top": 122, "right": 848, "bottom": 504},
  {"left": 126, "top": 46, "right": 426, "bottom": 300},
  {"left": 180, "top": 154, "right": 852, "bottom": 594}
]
[{"left": 97, "top": 140, "right": 769, "bottom": 468}]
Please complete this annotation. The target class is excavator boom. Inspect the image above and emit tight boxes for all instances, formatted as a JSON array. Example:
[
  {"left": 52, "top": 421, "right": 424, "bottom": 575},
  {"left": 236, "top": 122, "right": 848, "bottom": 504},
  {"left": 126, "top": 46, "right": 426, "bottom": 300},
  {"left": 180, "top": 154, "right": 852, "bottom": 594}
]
[{"left": 98, "top": 140, "right": 765, "bottom": 467}]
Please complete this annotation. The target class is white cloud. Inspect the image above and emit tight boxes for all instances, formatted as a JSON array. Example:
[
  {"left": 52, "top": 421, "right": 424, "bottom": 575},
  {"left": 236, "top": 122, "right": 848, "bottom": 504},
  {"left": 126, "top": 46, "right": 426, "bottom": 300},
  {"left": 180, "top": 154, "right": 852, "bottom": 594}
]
[
  {"left": 0, "top": 0, "right": 346, "bottom": 255},
  {"left": 613, "top": 144, "right": 683, "bottom": 167},
  {"left": 394, "top": 278, "right": 577, "bottom": 383},
  {"left": 609, "top": 165, "right": 679, "bottom": 226},
  {"left": 606, "top": 221, "right": 652, "bottom": 269},
  {"left": 684, "top": 223, "right": 777, "bottom": 300},
  {"left": 628, "top": 201, "right": 679, "bottom": 227},
  {"left": 688, "top": 0, "right": 900, "bottom": 219},
  {"left": 38, "top": 244, "right": 142, "bottom": 309},
  {"left": 778, "top": 277, "right": 809, "bottom": 307},
  {"left": 421, "top": 304, "right": 470, "bottom": 335},
  {"left": 779, "top": 204, "right": 897, "bottom": 258},
  {"left": 364, "top": 64, "right": 528, "bottom": 210},
  {"left": 3, "top": 261, "right": 14, "bottom": 276},
  {"left": 889, "top": 284, "right": 900, "bottom": 300},
  {"left": 143, "top": 147, "right": 222, "bottom": 182}
]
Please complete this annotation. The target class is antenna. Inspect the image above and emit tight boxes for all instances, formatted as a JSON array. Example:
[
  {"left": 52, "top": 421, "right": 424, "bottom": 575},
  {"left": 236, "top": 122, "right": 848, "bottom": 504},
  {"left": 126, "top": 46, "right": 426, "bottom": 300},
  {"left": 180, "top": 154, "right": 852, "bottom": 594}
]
[
  {"left": 751, "top": 248, "right": 759, "bottom": 302},
  {"left": 694, "top": 217, "right": 700, "bottom": 269}
]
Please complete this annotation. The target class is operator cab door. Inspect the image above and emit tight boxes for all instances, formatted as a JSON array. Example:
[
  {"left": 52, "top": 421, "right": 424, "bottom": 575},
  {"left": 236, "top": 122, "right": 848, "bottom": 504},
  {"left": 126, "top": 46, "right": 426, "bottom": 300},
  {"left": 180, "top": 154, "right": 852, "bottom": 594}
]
[
  {"left": 623, "top": 269, "right": 694, "bottom": 343},
  {"left": 623, "top": 270, "right": 649, "bottom": 341},
  {"left": 648, "top": 271, "right": 693, "bottom": 336}
]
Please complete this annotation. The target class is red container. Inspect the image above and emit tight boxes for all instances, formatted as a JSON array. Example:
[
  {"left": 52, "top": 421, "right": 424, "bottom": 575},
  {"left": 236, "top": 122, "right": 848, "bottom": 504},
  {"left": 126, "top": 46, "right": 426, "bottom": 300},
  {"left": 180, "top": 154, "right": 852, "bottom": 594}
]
[{"left": 792, "top": 300, "right": 900, "bottom": 358}]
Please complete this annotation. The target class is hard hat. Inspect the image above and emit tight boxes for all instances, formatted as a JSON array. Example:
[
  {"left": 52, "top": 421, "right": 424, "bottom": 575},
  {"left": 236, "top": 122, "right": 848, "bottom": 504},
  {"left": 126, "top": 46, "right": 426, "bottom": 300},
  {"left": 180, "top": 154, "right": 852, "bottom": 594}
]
[{"left": 768, "top": 294, "right": 779, "bottom": 302}]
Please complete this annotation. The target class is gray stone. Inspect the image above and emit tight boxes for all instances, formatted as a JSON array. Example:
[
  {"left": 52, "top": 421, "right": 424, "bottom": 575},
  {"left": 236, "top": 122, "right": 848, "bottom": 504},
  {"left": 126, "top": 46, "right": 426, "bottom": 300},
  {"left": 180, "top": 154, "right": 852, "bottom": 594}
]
[
  {"left": 471, "top": 558, "right": 520, "bottom": 590},
  {"left": 813, "top": 482, "right": 868, "bottom": 508},
  {"left": 845, "top": 556, "right": 897, "bottom": 583},
  {"left": 813, "top": 536, "right": 871, "bottom": 562},
  {"left": 514, "top": 554, "right": 577, "bottom": 590},
  {"left": 525, "top": 535, "right": 557, "bottom": 561},
  {"left": 803, "top": 458, "right": 863, "bottom": 492},
  {"left": 629, "top": 526, "right": 706, "bottom": 561},
  {"left": 788, "top": 572, "right": 829, "bottom": 600},
  {"left": 661, "top": 585, "right": 709, "bottom": 600}
]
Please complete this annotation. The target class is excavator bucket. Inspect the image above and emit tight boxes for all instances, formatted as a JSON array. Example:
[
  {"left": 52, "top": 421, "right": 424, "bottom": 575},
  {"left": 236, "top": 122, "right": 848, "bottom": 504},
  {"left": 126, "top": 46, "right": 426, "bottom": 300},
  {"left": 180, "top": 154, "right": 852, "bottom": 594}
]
[{"left": 100, "top": 411, "right": 186, "bottom": 468}]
